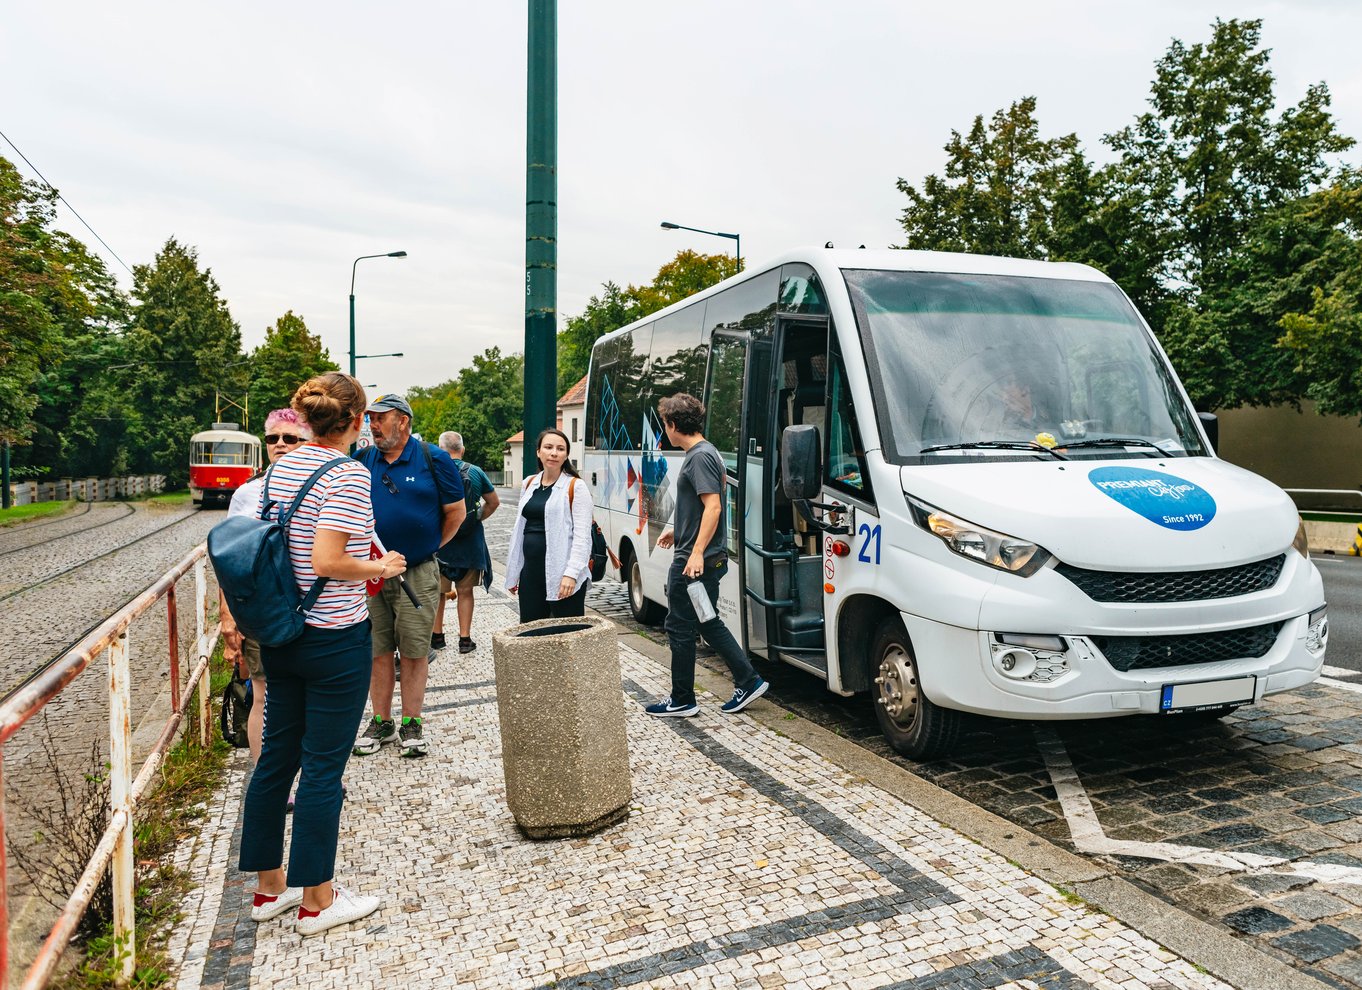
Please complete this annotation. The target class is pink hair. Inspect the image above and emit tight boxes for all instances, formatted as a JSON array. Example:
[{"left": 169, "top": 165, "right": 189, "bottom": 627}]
[{"left": 263, "top": 407, "right": 311, "bottom": 437}]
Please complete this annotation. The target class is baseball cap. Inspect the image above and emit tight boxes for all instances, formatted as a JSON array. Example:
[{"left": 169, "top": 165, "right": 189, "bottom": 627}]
[{"left": 366, "top": 394, "right": 413, "bottom": 418}]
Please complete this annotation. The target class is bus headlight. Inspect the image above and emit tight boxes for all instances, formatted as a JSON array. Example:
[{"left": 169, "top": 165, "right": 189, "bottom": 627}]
[
  {"left": 1293, "top": 518, "right": 1310, "bottom": 559},
  {"left": 1306, "top": 605, "right": 1328, "bottom": 654},
  {"left": 908, "top": 497, "right": 1051, "bottom": 576}
]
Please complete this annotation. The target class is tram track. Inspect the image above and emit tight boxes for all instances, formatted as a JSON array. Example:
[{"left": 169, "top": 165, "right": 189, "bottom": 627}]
[
  {"left": 0, "top": 499, "right": 92, "bottom": 538},
  {"left": 0, "top": 506, "right": 202, "bottom": 608},
  {"left": 0, "top": 503, "right": 135, "bottom": 559}
]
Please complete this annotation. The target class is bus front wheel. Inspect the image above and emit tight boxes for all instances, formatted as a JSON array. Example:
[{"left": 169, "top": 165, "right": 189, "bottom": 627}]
[
  {"left": 868, "top": 619, "right": 961, "bottom": 760},
  {"left": 626, "top": 549, "right": 665, "bottom": 626}
]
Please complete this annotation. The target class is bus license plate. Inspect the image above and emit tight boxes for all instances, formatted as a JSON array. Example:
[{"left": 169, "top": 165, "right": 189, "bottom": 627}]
[{"left": 1160, "top": 676, "right": 1256, "bottom": 713}]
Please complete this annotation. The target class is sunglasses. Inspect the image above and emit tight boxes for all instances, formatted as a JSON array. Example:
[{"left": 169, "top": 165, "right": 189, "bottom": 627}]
[
  {"left": 264, "top": 434, "right": 304, "bottom": 445},
  {"left": 380, "top": 472, "right": 399, "bottom": 494}
]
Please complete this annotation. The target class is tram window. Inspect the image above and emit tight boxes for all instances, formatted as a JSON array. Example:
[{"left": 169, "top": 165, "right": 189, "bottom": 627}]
[{"left": 826, "top": 349, "right": 871, "bottom": 497}]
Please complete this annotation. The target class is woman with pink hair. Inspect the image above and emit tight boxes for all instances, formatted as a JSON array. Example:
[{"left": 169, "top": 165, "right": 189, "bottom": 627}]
[{"left": 220, "top": 409, "right": 313, "bottom": 762}]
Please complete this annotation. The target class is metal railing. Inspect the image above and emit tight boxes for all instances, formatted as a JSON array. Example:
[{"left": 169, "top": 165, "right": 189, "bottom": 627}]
[
  {"left": 1285, "top": 487, "right": 1362, "bottom": 515},
  {"left": 0, "top": 545, "right": 217, "bottom": 989}
]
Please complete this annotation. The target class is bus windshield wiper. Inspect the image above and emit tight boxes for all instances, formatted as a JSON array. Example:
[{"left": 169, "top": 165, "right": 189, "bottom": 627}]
[
  {"left": 919, "top": 439, "right": 1068, "bottom": 461},
  {"left": 1060, "top": 437, "right": 1171, "bottom": 458}
]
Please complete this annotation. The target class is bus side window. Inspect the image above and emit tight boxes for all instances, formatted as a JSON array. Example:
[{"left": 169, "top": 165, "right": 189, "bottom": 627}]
[
  {"left": 705, "top": 337, "right": 745, "bottom": 477},
  {"left": 827, "top": 349, "right": 871, "bottom": 497}
]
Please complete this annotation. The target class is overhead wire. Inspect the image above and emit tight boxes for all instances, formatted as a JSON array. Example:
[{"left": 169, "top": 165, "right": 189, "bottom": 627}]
[{"left": 0, "top": 127, "right": 135, "bottom": 277}]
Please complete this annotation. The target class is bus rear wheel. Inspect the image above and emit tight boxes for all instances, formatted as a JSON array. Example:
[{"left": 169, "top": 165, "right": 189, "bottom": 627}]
[
  {"left": 626, "top": 549, "right": 665, "bottom": 626},
  {"left": 868, "top": 618, "right": 961, "bottom": 760}
]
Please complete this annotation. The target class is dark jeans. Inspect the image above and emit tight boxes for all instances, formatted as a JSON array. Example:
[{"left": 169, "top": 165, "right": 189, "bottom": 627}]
[
  {"left": 664, "top": 555, "right": 759, "bottom": 706},
  {"left": 518, "top": 583, "right": 587, "bottom": 623},
  {"left": 239, "top": 620, "right": 371, "bottom": 888}
]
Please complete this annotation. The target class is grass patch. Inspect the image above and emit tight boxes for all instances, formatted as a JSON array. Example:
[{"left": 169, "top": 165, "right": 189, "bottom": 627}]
[
  {"left": 0, "top": 500, "right": 75, "bottom": 527},
  {"left": 49, "top": 640, "right": 233, "bottom": 990},
  {"left": 140, "top": 491, "right": 193, "bottom": 508}
]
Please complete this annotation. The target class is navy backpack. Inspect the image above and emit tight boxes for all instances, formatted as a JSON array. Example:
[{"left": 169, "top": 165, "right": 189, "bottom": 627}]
[{"left": 208, "top": 457, "right": 348, "bottom": 647}]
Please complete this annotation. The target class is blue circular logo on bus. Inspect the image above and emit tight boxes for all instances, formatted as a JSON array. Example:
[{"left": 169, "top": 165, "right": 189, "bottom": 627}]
[{"left": 1088, "top": 466, "right": 1216, "bottom": 531}]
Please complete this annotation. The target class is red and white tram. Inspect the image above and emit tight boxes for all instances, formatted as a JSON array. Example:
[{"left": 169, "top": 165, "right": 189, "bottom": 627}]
[{"left": 189, "top": 423, "right": 261, "bottom": 507}]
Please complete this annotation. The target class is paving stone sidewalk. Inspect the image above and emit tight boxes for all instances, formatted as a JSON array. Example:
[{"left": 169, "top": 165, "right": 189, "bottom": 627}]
[{"left": 165, "top": 593, "right": 1236, "bottom": 990}]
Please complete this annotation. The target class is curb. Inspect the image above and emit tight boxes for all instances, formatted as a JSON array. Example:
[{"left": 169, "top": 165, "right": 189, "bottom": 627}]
[{"left": 614, "top": 622, "right": 1332, "bottom": 990}]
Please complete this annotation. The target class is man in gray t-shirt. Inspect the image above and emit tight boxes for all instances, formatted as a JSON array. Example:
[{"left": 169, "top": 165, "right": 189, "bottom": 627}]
[{"left": 646, "top": 393, "right": 767, "bottom": 719}]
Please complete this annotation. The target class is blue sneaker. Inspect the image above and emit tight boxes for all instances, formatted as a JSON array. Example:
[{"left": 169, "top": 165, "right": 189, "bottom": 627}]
[
  {"left": 721, "top": 679, "right": 769, "bottom": 714},
  {"left": 644, "top": 697, "right": 699, "bottom": 718}
]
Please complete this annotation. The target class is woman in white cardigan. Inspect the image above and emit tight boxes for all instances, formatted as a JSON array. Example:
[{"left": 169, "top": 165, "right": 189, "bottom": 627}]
[{"left": 505, "top": 428, "right": 594, "bottom": 622}]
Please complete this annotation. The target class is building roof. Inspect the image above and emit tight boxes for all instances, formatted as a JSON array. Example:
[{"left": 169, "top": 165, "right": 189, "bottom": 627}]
[
  {"left": 557, "top": 374, "right": 589, "bottom": 408},
  {"left": 504, "top": 418, "right": 563, "bottom": 446}
]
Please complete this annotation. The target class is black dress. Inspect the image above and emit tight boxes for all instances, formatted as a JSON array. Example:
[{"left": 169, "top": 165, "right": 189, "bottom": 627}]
[{"left": 518, "top": 482, "right": 587, "bottom": 623}]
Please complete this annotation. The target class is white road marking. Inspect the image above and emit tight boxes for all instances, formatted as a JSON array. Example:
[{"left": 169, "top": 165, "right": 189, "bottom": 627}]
[
  {"left": 1322, "top": 665, "right": 1360, "bottom": 679},
  {"left": 1035, "top": 726, "right": 1362, "bottom": 885}
]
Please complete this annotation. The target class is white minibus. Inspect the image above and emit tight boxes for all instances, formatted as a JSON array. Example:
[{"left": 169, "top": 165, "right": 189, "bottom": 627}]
[{"left": 581, "top": 250, "right": 1329, "bottom": 758}]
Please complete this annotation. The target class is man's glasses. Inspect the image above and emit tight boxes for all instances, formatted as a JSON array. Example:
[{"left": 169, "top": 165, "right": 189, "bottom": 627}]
[
  {"left": 381, "top": 472, "right": 399, "bottom": 494},
  {"left": 264, "top": 434, "right": 303, "bottom": 445}
]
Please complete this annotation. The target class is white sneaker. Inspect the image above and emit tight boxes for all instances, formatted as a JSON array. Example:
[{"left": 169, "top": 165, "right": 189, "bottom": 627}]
[
  {"left": 295, "top": 883, "right": 381, "bottom": 937},
  {"left": 250, "top": 886, "right": 303, "bottom": 922}
]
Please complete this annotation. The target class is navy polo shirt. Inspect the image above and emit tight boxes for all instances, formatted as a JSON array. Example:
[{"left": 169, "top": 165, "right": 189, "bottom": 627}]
[{"left": 360, "top": 436, "right": 464, "bottom": 561}]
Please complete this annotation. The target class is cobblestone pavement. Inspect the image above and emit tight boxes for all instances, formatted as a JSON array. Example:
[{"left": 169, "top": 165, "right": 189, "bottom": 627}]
[
  {"left": 167, "top": 593, "right": 1233, "bottom": 990},
  {"left": 0, "top": 502, "right": 221, "bottom": 974},
  {"left": 480, "top": 494, "right": 1362, "bottom": 985}
]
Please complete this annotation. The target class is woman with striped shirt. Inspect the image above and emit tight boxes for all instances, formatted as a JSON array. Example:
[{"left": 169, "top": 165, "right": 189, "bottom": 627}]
[{"left": 240, "top": 372, "right": 406, "bottom": 937}]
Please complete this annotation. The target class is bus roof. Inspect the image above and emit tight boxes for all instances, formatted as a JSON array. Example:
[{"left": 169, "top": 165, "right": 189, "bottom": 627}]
[{"left": 593, "top": 247, "right": 1110, "bottom": 347}]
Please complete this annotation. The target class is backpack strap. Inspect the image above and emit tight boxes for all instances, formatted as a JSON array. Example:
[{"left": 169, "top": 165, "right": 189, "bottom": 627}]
[
  {"left": 568, "top": 477, "right": 576, "bottom": 510},
  {"left": 419, "top": 441, "right": 450, "bottom": 507},
  {"left": 268, "top": 456, "right": 351, "bottom": 614}
]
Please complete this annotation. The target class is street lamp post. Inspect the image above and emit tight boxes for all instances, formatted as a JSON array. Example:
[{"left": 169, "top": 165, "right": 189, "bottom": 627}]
[
  {"left": 660, "top": 221, "right": 740, "bottom": 269},
  {"left": 350, "top": 251, "right": 408, "bottom": 377}
]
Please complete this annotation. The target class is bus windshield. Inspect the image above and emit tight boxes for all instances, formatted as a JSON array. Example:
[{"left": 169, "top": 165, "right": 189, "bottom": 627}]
[{"left": 843, "top": 269, "right": 1207, "bottom": 465}]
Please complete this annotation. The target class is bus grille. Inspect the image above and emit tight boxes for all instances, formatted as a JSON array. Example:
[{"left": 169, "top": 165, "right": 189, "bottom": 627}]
[
  {"left": 1092, "top": 622, "right": 1284, "bottom": 672},
  {"left": 1054, "top": 554, "right": 1285, "bottom": 603}
]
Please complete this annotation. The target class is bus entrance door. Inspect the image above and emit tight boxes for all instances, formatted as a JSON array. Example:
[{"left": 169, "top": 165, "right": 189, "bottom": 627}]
[{"left": 741, "top": 316, "right": 830, "bottom": 675}]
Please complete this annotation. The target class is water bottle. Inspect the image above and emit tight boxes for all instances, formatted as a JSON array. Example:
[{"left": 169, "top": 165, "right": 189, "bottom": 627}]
[{"left": 687, "top": 578, "right": 717, "bottom": 623}]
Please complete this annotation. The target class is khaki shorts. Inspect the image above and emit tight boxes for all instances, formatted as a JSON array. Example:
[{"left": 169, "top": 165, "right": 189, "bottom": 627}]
[
  {"left": 368, "top": 558, "right": 440, "bottom": 659},
  {"left": 242, "top": 637, "right": 265, "bottom": 680},
  {"left": 440, "top": 569, "right": 482, "bottom": 594}
]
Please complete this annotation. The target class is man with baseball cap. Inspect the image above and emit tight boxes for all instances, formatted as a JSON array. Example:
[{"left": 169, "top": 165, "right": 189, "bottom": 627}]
[{"left": 353, "top": 393, "right": 465, "bottom": 758}]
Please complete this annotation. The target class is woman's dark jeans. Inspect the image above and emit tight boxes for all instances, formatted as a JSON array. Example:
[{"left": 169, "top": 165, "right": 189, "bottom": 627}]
[
  {"left": 238, "top": 620, "right": 371, "bottom": 888},
  {"left": 664, "top": 555, "right": 760, "bottom": 706}
]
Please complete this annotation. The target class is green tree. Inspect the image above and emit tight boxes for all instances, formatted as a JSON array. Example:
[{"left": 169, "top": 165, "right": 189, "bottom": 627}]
[
  {"left": 248, "top": 311, "right": 339, "bottom": 423},
  {"left": 1103, "top": 18, "right": 1353, "bottom": 407},
  {"left": 0, "top": 159, "right": 77, "bottom": 444},
  {"left": 896, "top": 97, "right": 1079, "bottom": 258},
  {"left": 1278, "top": 172, "right": 1362, "bottom": 418},
  {"left": 557, "top": 282, "right": 637, "bottom": 394},
  {"left": 410, "top": 347, "right": 525, "bottom": 470},
  {"left": 627, "top": 249, "right": 740, "bottom": 313},
  {"left": 125, "top": 239, "right": 244, "bottom": 484},
  {"left": 556, "top": 250, "right": 737, "bottom": 393}
]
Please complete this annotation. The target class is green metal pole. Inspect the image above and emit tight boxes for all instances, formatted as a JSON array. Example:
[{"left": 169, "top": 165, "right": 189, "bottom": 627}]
[
  {"left": 1, "top": 441, "right": 9, "bottom": 510},
  {"left": 349, "top": 293, "right": 356, "bottom": 377},
  {"left": 524, "top": 0, "right": 557, "bottom": 477}
]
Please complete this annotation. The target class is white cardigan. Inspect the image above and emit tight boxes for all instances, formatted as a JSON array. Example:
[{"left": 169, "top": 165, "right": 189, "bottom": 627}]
[{"left": 504, "top": 472, "right": 594, "bottom": 600}]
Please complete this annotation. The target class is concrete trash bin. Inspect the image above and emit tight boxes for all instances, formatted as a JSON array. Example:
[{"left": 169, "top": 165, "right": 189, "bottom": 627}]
[{"left": 492, "top": 614, "right": 632, "bottom": 839}]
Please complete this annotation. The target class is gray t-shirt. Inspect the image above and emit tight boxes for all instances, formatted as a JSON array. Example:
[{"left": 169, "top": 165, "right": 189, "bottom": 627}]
[{"left": 673, "top": 440, "right": 727, "bottom": 560}]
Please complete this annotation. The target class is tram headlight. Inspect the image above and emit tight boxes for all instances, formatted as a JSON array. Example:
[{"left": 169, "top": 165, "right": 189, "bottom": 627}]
[{"left": 908, "top": 497, "right": 1050, "bottom": 576}]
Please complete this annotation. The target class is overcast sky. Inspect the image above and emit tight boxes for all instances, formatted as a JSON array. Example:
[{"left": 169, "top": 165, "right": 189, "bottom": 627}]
[{"left": 4, "top": 1, "right": 1360, "bottom": 398}]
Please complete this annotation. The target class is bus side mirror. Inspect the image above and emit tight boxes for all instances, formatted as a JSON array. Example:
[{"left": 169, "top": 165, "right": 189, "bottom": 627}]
[
  {"left": 781, "top": 425, "right": 822, "bottom": 500},
  {"left": 1197, "top": 411, "right": 1219, "bottom": 453}
]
